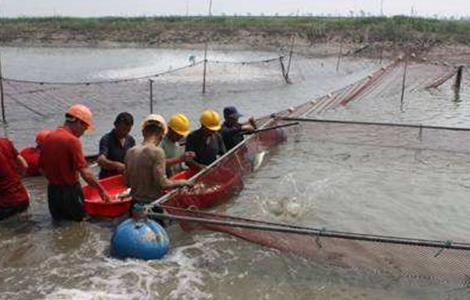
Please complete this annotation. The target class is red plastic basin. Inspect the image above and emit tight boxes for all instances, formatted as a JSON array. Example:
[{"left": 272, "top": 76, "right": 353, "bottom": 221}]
[{"left": 83, "top": 175, "right": 132, "bottom": 218}]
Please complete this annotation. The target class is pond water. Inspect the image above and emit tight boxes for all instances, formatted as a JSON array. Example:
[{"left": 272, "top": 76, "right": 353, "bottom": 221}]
[{"left": 1, "top": 47, "right": 469, "bottom": 299}]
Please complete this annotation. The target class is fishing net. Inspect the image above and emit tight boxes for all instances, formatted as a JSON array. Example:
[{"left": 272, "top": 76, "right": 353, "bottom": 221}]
[
  {"left": 158, "top": 206, "right": 470, "bottom": 289},
  {"left": 156, "top": 63, "right": 470, "bottom": 289}
]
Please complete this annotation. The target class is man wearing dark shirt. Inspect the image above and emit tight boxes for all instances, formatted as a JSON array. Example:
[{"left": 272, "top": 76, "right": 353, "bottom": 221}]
[
  {"left": 221, "top": 106, "right": 256, "bottom": 150},
  {"left": 185, "top": 109, "right": 226, "bottom": 168},
  {"left": 97, "top": 112, "right": 136, "bottom": 179}
]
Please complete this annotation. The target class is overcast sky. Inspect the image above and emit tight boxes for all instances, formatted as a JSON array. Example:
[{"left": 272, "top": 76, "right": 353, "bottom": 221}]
[{"left": 1, "top": 0, "right": 469, "bottom": 18}]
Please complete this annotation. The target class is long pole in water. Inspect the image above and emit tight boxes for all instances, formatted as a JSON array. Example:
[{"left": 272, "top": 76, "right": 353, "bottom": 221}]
[
  {"left": 336, "top": 37, "right": 343, "bottom": 72},
  {"left": 0, "top": 55, "right": 6, "bottom": 123},
  {"left": 149, "top": 79, "right": 154, "bottom": 114},
  {"left": 400, "top": 54, "right": 409, "bottom": 111},
  {"left": 285, "top": 35, "right": 295, "bottom": 83},
  {"left": 454, "top": 65, "right": 464, "bottom": 101},
  {"left": 202, "top": 0, "right": 212, "bottom": 94},
  {"left": 282, "top": 116, "right": 470, "bottom": 133},
  {"left": 149, "top": 212, "right": 470, "bottom": 250},
  {"left": 202, "top": 43, "right": 208, "bottom": 94},
  {"left": 243, "top": 122, "right": 299, "bottom": 135}
]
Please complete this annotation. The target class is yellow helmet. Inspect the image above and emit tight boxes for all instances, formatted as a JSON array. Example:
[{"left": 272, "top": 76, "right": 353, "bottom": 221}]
[
  {"left": 200, "top": 109, "right": 222, "bottom": 131},
  {"left": 168, "top": 114, "right": 191, "bottom": 136}
]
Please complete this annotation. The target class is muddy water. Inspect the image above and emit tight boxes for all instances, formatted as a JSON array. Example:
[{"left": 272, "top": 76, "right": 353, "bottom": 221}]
[{"left": 1, "top": 47, "right": 467, "bottom": 299}]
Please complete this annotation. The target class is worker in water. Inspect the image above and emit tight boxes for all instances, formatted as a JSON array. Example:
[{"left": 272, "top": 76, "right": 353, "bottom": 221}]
[
  {"left": 160, "top": 114, "right": 196, "bottom": 177},
  {"left": 40, "top": 104, "right": 111, "bottom": 222},
  {"left": 125, "top": 114, "right": 192, "bottom": 206},
  {"left": 97, "top": 112, "right": 135, "bottom": 179},
  {"left": 221, "top": 106, "right": 257, "bottom": 150},
  {"left": 185, "top": 109, "right": 226, "bottom": 168},
  {"left": 19, "top": 129, "right": 51, "bottom": 177},
  {"left": 0, "top": 137, "right": 30, "bottom": 220}
]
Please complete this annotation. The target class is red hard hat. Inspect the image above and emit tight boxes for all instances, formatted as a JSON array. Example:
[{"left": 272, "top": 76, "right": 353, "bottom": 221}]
[
  {"left": 66, "top": 104, "right": 95, "bottom": 130},
  {"left": 36, "top": 129, "right": 51, "bottom": 146}
]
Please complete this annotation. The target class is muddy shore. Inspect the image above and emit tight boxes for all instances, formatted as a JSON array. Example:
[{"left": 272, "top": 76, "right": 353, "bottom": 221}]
[{"left": 1, "top": 16, "right": 470, "bottom": 63}]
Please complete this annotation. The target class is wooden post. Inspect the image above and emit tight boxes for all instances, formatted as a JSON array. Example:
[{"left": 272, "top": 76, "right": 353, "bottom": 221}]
[
  {"left": 379, "top": 44, "right": 384, "bottom": 65},
  {"left": 149, "top": 79, "right": 154, "bottom": 114},
  {"left": 208, "top": 0, "right": 213, "bottom": 16},
  {"left": 285, "top": 35, "right": 295, "bottom": 83},
  {"left": 202, "top": 42, "right": 208, "bottom": 94},
  {"left": 336, "top": 37, "right": 343, "bottom": 72},
  {"left": 400, "top": 54, "right": 409, "bottom": 112},
  {"left": 0, "top": 55, "right": 6, "bottom": 123},
  {"left": 279, "top": 56, "right": 289, "bottom": 84},
  {"left": 454, "top": 65, "right": 464, "bottom": 93}
]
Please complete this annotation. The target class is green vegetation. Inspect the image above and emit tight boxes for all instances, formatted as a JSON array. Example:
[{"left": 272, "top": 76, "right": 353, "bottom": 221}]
[{"left": 1, "top": 16, "right": 469, "bottom": 46}]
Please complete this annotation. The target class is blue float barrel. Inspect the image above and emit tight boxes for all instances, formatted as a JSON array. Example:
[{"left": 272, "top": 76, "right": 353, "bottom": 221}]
[{"left": 111, "top": 217, "right": 170, "bottom": 260}]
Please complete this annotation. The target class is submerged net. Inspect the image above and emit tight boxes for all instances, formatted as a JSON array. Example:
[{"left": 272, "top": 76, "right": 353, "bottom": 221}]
[
  {"left": 157, "top": 207, "right": 470, "bottom": 288},
  {"left": 155, "top": 62, "right": 470, "bottom": 288}
]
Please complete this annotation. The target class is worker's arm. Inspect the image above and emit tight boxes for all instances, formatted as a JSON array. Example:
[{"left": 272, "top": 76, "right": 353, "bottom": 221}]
[
  {"left": 155, "top": 149, "right": 192, "bottom": 189},
  {"left": 241, "top": 117, "right": 257, "bottom": 133},
  {"left": 166, "top": 151, "right": 196, "bottom": 167},
  {"left": 96, "top": 134, "right": 126, "bottom": 173},
  {"left": 16, "top": 155, "right": 28, "bottom": 175},
  {"left": 97, "top": 154, "right": 126, "bottom": 173},
  {"left": 80, "top": 167, "right": 111, "bottom": 202}
]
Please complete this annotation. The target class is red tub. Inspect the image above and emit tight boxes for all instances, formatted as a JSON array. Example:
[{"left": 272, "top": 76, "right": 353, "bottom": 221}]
[{"left": 83, "top": 175, "right": 132, "bottom": 218}]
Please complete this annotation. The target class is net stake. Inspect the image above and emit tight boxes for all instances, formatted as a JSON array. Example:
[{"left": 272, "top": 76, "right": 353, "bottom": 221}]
[
  {"left": 315, "top": 227, "right": 326, "bottom": 249},
  {"left": 0, "top": 54, "right": 6, "bottom": 123},
  {"left": 434, "top": 240, "right": 453, "bottom": 257}
]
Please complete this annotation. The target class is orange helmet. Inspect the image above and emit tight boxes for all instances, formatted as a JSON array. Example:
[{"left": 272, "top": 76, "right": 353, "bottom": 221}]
[
  {"left": 35, "top": 129, "right": 51, "bottom": 146},
  {"left": 66, "top": 104, "right": 95, "bottom": 130}
]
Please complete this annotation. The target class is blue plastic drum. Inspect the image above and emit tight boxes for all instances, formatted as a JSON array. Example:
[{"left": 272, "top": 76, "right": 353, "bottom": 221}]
[{"left": 111, "top": 218, "right": 170, "bottom": 260}]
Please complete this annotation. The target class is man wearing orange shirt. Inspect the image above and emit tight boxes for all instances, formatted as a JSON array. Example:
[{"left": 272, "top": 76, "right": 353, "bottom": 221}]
[{"left": 40, "top": 104, "right": 110, "bottom": 221}]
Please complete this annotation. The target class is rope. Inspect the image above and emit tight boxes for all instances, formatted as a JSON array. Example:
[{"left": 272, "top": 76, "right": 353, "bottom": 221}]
[
  {"left": 3, "top": 61, "right": 204, "bottom": 85},
  {"left": 209, "top": 56, "right": 284, "bottom": 65},
  {"left": 5, "top": 93, "right": 47, "bottom": 117},
  {"left": 2, "top": 55, "right": 284, "bottom": 85}
]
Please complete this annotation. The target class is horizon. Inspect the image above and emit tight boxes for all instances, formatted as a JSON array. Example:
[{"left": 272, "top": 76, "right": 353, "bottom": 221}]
[{"left": 1, "top": 0, "right": 469, "bottom": 19}]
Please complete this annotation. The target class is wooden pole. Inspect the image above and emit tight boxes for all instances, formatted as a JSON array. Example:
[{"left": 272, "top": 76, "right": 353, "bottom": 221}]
[
  {"left": 202, "top": 42, "right": 208, "bottom": 94},
  {"left": 379, "top": 44, "right": 384, "bottom": 65},
  {"left": 400, "top": 54, "right": 409, "bottom": 112},
  {"left": 279, "top": 57, "right": 289, "bottom": 84},
  {"left": 149, "top": 79, "right": 154, "bottom": 114},
  {"left": 454, "top": 65, "right": 464, "bottom": 101},
  {"left": 208, "top": 0, "right": 213, "bottom": 16},
  {"left": 336, "top": 37, "right": 343, "bottom": 72},
  {"left": 0, "top": 55, "right": 6, "bottom": 123},
  {"left": 285, "top": 35, "right": 295, "bottom": 83}
]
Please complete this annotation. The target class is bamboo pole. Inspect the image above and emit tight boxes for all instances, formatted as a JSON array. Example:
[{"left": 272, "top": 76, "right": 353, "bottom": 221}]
[
  {"left": 454, "top": 65, "right": 464, "bottom": 101},
  {"left": 0, "top": 55, "right": 6, "bottom": 123},
  {"left": 379, "top": 44, "right": 384, "bottom": 65},
  {"left": 202, "top": 42, "right": 208, "bottom": 94},
  {"left": 400, "top": 54, "right": 409, "bottom": 111},
  {"left": 279, "top": 57, "right": 289, "bottom": 84},
  {"left": 149, "top": 79, "right": 154, "bottom": 114},
  {"left": 282, "top": 116, "right": 470, "bottom": 133},
  {"left": 336, "top": 37, "right": 343, "bottom": 72},
  {"left": 285, "top": 35, "right": 295, "bottom": 83}
]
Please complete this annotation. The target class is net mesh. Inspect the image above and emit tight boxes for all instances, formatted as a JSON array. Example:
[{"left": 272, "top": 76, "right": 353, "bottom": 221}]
[
  {"left": 158, "top": 207, "right": 470, "bottom": 288},
  {"left": 157, "top": 65, "right": 470, "bottom": 289}
]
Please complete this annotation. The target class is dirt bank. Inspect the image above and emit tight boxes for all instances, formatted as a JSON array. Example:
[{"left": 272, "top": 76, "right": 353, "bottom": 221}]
[{"left": 1, "top": 16, "right": 470, "bottom": 63}]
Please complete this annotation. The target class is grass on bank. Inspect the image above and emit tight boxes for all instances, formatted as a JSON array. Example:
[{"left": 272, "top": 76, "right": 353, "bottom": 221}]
[{"left": 1, "top": 16, "right": 470, "bottom": 45}]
